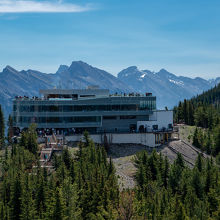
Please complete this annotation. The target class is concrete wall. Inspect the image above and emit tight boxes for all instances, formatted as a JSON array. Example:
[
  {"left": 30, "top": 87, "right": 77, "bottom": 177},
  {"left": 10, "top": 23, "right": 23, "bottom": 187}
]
[
  {"left": 65, "top": 132, "right": 158, "bottom": 147},
  {"left": 137, "top": 110, "right": 173, "bottom": 131},
  {"left": 100, "top": 115, "right": 149, "bottom": 133}
]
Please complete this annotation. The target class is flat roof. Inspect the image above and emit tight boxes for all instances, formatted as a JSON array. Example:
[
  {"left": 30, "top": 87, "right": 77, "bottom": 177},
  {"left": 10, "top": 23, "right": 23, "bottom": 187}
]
[{"left": 40, "top": 89, "right": 110, "bottom": 95}]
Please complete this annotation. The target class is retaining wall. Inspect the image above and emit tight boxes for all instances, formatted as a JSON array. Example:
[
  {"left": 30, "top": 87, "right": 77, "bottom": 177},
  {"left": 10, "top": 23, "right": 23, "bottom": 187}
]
[{"left": 65, "top": 133, "right": 158, "bottom": 147}]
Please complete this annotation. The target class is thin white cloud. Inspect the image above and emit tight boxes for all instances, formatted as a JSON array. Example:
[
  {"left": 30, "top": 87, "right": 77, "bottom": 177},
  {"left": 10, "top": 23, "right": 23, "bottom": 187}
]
[{"left": 0, "top": 0, "right": 92, "bottom": 13}]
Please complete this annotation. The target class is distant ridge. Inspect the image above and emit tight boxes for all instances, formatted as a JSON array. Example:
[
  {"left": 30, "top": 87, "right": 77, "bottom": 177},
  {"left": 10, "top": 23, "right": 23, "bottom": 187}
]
[
  {"left": 0, "top": 61, "right": 130, "bottom": 115},
  {"left": 0, "top": 61, "right": 219, "bottom": 116},
  {"left": 118, "top": 66, "right": 220, "bottom": 109}
]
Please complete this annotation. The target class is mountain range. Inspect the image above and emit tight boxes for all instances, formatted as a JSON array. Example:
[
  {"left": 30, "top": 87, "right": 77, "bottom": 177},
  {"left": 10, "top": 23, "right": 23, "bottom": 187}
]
[
  {"left": 118, "top": 66, "right": 220, "bottom": 109},
  {"left": 0, "top": 61, "right": 219, "bottom": 117}
]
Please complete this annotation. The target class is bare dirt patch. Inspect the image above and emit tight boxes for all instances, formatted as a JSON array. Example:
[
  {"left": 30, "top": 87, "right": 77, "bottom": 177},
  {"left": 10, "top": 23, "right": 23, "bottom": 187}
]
[
  {"left": 108, "top": 137, "right": 211, "bottom": 189},
  {"left": 108, "top": 144, "right": 154, "bottom": 190}
]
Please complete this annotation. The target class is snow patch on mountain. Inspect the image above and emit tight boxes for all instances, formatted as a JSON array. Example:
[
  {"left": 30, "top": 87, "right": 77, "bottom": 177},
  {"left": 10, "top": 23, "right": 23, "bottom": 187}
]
[{"left": 169, "top": 79, "right": 184, "bottom": 86}]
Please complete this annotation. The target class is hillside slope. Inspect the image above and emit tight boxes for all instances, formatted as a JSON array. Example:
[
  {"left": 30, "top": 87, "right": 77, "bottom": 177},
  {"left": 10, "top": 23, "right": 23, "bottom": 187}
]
[{"left": 174, "top": 83, "right": 220, "bottom": 156}]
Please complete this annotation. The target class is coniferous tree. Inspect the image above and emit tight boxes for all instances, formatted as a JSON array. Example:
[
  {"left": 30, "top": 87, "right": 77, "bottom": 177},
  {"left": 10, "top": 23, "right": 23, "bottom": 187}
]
[
  {"left": 9, "top": 175, "right": 22, "bottom": 220},
  {"left": 174, "top": 200, "right": 188, "bottom": 220},
  {"left": 192, "top": 168, "right": 203, "bottom": 199},
  {"left": 183, "top": 99, "right": 188, "bottom": 124},
  {"left": 61, "top": 177, "right": 81, "bottom": 219},
  {"left": 163, "top": 156, "right": 169, "bottom": 188},
  {"left": 20, "top": 174, "right": 36, "bottom": 219},
  {"left": 205, "top": 131, "right": 212, "bottom": 154},
  {"left": 27, "top": 124, "right": 38, "bottom": 154},
  {"left": 62, "top": 148, "right": 71, "bottom": 170},
  {"left": 187, "top": 101, "right": 194, "bottom": 125},
  {"left": 7, "top": 115, "right": 13, "bottom": 145},
  {"left": 195, "top": 153, "right": 203, "bottom": 172},
  {"left": 214, "top": 126, "right": 220, "bottom": 155},
  {"left": 52, "top": 189, "right": 64, "bottom": 220},
  {"left": 136, "top": 164, "right": 145, "bottom": 188},
  {"left": 193, "top": 127, "right": 200, "bottom": 148},
  {"left": 177, "top": 101, "right": 183, "bottom": 122},
  {"left": 0, "top": 105, "right": 5, "bottom": 147},
  {"left": 175, "top": 153, "right": 185, "bottom": 169}
]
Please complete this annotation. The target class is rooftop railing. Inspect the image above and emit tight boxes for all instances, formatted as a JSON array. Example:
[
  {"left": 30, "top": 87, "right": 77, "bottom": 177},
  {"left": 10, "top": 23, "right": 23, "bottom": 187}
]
[{"left": 14, "top": 92, "right": 153, "bottom": 101}]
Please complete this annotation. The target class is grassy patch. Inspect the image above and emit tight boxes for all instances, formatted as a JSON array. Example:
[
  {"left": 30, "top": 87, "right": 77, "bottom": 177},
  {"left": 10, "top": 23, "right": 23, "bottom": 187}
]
[
  {"left": 179, "top": 125, "right": 196, "bottom": 143},
  {"left": 67, "top": 146, "right": 79, "bottom": 157}
]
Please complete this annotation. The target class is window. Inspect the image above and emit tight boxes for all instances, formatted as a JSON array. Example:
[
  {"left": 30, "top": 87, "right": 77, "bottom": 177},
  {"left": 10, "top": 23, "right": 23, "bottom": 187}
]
[
  {"left": 63, "top": 105, "right": 73, "bottom": 112},
  {"left": 16, "top": 103, "right": 145, "bottom": 113},
  {"left": 80, "top": 95, "right": 95, "bottom": 98},
  {"left": 18, "top": 116, "right": 101, "bottom": 124},
  {"left": 152, "top": 125, "right": 158, "bottom": 130},
  {"left": 139, "top": 99, "right": 156, "bottom": 110},
  {"left": 49, "top": 105, "right": 59, "bottom": 112},
  {"left": 13, "top": 105, "right": 17, "bottom": 111},
  {"left": 103, "top": 116, "right": 117, "bottom": 120},
  {"left": 112, "top": 105, "right": 120, "bottom": 111},
  {"left": 168, "top": 124, "right": 173, "bottom": 129},
  {"left": 120, "top": 116, "right": 136, "bottom": 119}
]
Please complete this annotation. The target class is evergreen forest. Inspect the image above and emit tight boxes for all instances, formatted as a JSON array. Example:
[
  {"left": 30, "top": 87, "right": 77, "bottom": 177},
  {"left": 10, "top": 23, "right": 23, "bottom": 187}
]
[
  {"left": 0, "top": 84, "right": 220, "bottom": 220},
  {"left": 174, "top": 83, "right": 220, "bottom": 156}
]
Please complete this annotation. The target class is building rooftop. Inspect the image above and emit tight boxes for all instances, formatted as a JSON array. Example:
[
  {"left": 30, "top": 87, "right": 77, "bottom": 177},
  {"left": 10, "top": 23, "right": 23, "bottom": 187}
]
[{"left": 14, "top": 88, "right": 153, "bottom": 101}]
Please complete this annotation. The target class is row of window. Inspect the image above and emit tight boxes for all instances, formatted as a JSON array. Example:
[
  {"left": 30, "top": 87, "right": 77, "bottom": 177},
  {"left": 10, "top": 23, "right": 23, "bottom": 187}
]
[
  {"left": 13, "top": 102, "right": 156, "bottom": 112},
  {"left": 14, "top": 115, "right": 144, "bottom": 123},
  {"left": 15, "top": 116, "right": 101, "bottom": 124},
  {"left": 103, "top": 115, "right": 137, "bottom": 120},
  {"left": 140, "top": 100, "right": 156, "bottom": 110}
]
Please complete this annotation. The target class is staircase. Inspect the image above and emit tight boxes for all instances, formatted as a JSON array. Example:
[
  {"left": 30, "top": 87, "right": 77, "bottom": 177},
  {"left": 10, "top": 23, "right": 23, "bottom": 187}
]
[{"left": 39, "top": 134, "right": 64, "bottom": 168}]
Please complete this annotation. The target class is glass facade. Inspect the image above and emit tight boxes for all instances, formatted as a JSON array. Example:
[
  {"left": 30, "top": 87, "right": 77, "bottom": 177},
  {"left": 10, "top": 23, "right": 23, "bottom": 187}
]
[
  {"left": 16, "top": 116, "right": 101, "bottom": 124},
  {"left": 14, "top": 102, "right": 156, "bottom": 113},
  {"left": 13, "top": 93, "right": 156, "bottom": 131},
  {"left": 140, "top": 100, "right": 156, "bottom": 110}
]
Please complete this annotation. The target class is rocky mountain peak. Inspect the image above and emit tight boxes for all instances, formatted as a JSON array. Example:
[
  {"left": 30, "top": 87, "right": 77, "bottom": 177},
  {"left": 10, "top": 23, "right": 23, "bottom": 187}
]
[
  {"left": 70, "top": 60, "right": 90, "bottom": 68},
  {"left": 56, "top": 65, "right": 69, "bottom": 74},
  {"left": 157, "top": 68, "right": 176, "bottom": 78},
  {"left": 68, "top": 61, "right": 92, "bottom": 73},
  {"left": 3, "top": 65, "right": 18, "bottom": 74},
  {"left": 159, "top": 68, "right": 168, "bottom": 73},
  {"left": 117, "top": 66, "right": 142, "bottom": 78}
]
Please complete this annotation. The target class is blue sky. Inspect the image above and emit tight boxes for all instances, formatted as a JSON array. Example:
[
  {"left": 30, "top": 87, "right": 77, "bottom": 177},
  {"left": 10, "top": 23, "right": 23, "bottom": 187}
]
[{"left": 0, "top": 0, "right": 220, "bottom": 79}]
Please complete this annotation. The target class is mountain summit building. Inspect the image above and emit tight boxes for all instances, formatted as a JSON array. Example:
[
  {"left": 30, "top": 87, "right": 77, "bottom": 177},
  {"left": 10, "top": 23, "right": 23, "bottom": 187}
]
[{"left": 12, "top": 87, "right": 173, "bottom": 147}]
